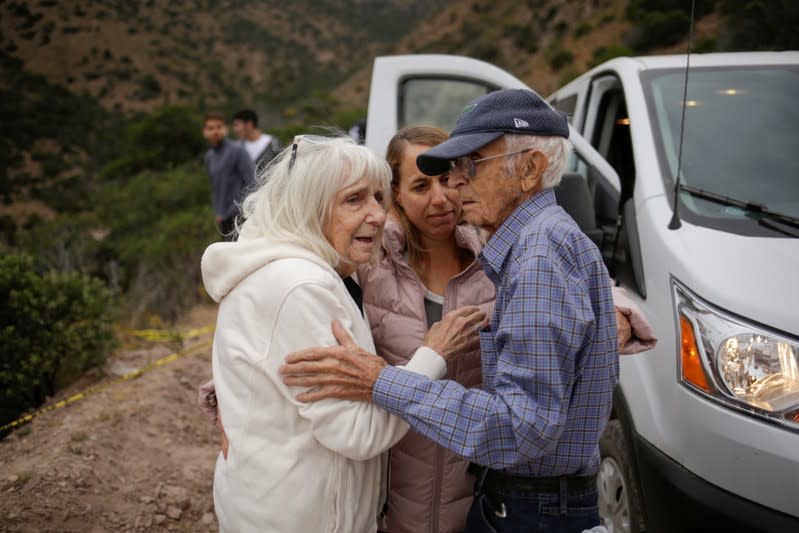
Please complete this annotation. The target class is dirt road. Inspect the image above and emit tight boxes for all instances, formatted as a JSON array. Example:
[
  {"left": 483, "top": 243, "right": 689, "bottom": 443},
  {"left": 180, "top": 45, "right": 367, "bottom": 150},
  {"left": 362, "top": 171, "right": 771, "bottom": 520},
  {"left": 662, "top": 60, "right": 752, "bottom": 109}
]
[{"left": 0, "top": 306, "right": 221, "bottom": 533}]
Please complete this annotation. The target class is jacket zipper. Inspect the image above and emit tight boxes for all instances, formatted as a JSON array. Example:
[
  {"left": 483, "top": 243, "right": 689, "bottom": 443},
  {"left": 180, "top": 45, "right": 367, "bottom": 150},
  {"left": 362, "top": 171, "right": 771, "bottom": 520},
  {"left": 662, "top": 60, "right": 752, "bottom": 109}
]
[
  {"left": 431, "top": 445, "right": 443, "bottom": 533},
  {"left": 430, "top": 281, "right": 458, "bottom": 533}
]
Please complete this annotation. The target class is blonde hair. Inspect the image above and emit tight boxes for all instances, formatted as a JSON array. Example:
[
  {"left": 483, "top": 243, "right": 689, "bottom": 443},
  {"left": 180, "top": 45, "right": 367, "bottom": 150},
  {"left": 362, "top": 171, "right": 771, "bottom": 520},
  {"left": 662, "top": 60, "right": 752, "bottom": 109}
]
[{"left": 239, "top": 135, "right": 391, "bottom": 270}]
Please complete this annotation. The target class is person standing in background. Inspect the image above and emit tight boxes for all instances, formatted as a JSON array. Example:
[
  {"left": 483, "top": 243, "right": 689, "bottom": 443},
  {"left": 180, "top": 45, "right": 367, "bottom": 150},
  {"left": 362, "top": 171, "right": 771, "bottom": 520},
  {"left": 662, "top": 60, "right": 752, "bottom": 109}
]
[
  {"left": 232, "top": 109, "right": 281, "bottom": 169},
  {"left": 203, "top": 112, "right": 255, "bottom": 241}
]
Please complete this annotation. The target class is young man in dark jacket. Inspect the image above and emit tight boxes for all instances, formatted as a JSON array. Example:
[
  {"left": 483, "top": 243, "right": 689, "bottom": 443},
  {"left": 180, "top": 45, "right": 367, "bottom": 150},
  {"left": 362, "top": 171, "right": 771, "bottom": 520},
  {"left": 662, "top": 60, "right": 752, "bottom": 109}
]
[{"left": 203, "top": 112, "right": 255, "bottom": 241}]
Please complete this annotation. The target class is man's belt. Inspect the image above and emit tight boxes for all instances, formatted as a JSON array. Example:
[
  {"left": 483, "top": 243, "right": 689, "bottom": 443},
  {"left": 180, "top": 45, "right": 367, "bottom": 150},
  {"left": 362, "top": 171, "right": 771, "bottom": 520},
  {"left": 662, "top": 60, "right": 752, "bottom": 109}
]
[{"left": 469, "top": 464, "right": 597, "bottom": 493}]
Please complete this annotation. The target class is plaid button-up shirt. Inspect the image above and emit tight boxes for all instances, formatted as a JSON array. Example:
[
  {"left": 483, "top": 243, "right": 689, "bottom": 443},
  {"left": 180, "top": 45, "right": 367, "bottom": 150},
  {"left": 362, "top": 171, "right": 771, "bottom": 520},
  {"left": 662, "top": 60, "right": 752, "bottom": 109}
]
[{"left": 373, "top": 188, "right": 618, "bottom": 476}]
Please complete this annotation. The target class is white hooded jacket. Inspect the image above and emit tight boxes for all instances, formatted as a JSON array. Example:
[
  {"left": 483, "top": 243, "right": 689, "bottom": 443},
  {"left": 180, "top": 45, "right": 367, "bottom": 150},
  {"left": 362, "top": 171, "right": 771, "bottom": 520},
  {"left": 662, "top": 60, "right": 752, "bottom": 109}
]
[{"left": 202, "top": 232, "right": 446, "bottom": 533}]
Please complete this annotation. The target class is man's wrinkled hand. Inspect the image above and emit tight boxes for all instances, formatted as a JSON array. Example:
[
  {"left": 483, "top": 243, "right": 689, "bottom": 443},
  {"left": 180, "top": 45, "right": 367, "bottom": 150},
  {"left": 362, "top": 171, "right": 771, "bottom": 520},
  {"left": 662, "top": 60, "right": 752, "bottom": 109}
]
[
  {"left": 424, "top": 306, "right": 488, "bottom": 362},
  {"left": 218, "top": 409, "right": 229, "bottom": 460},
  {"left": 279, "top": 320, "right": 387, "bottom": 403},
  {"left": 615, "top": 309, "right": 632, "bottom": 352}
]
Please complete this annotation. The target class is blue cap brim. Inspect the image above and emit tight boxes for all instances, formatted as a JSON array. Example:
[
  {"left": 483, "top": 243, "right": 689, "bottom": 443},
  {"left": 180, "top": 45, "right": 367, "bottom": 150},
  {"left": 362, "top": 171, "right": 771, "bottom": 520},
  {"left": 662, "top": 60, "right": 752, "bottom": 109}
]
[{"left": 416, "top": 131, "right": 505, "bottom": 176}]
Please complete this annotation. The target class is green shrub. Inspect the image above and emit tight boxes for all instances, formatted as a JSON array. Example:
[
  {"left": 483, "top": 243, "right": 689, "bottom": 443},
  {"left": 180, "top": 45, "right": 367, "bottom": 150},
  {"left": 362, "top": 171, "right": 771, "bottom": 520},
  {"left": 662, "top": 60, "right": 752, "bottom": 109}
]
[
  {"left": 627, "top": 9, "right": 690, "bottom": 52},
  {"left": 573, "top": 22, "right": 593, "bottom": 39},
  {"left": 19, "top": 214, "right": 106, "bottom": 276},
  {"left": 507, "top": 23, "right": 540, "bottom": 54},
  {"left": 718, "top": 0, "right": 799, "bottom": 51},
  {"left": 554, "top": 20, "right": 569, "bottom": 37},
  {"left": 101, "top": 104, "right": 204, "bottom": 179},
  {"left": 0, "top": 253, "right": 115, "bottom": 428},
  {"left": 136, "top": 74, "right": 161, "bottom": 100},
  {"left": 0, "top": 215, "right": 17, "bottom": 246},
  {"left": 694, "top": 37, "right": 718, "bottom": 53},
  {"left": 97, "top": 162, "right": 216, "bottom": 322},
  {"left": 626, "top": 1, "right": 715, "bottom": 21},
  {"left": 547, "top": 48, "right": 574, "bottom": 71},
  {"left": 591, "top": 45, "right": 634, "bottom": 67}
]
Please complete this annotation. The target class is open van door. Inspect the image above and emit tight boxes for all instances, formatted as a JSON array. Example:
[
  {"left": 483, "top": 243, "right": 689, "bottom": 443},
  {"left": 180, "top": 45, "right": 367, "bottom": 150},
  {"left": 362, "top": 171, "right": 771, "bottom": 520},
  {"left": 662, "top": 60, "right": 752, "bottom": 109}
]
[
  {"left": 365, "top": 54, "right": 622, "bottom": 211},
  {"left": 365, "top": 54, "right": 527, "bottom": 158}
]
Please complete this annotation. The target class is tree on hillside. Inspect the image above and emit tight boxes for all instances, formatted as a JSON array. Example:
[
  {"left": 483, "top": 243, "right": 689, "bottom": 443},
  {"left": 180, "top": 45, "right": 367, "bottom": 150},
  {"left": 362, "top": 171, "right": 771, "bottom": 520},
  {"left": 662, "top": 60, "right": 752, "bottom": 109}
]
[
  {"left": 101, "top": 105, "right": 205, "bottom": 180},
  {"left": 718, "top": 0, "right": 799, "bottom": 51}
]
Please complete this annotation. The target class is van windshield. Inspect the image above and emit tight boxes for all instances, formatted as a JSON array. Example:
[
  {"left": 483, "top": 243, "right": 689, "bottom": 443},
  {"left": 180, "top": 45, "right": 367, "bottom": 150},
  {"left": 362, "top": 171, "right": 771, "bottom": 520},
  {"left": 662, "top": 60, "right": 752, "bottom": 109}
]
[{"left": 643, "top": 65, "right": 799, "bottom": 236}]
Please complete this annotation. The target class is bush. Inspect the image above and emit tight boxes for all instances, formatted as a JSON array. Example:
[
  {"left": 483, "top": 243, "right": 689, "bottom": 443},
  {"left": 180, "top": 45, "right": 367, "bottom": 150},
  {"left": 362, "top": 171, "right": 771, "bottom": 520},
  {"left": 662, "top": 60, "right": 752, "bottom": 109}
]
[
  {"left": 0, "top": 253, "right": 115, "bottom": 428},
  {"left": 507, "top": 23, "right": 540, "bottom": 54},
  {"left": 0, "top": 215, "right": 17, "bottom": 246},
  {"left": 19, "top": 214, "right": 107, "bottom": 276},
  {"left": 547, "top": 48, "right": 574, "bottom": 71},
  {"left": 626, "top": 0, "right": 715, "bottom": 20},
  {"left": 101, "top": 104, "right": 204, "bottom": 179},
  {"left": 627, "top": 9, "right": 690, "bottom": 52},
  {"left": 591, "top": 45, "right": 634, "bottom": 67},
  {"left": 469, "top": 40, "right": 500, "bottom": 63},
  {"left": 97, "top": 162, "right": 217, "bottom": 322},
  {"left": 136, "top": 74, "right": 161, "bottom": 100},
  {"left": 718, "top": 0, "right": 799, "bottom": 51},
  {"left": 574, "top": 22, "right": 593, "bottom": 39},
  {"left": 694, "top": 37, "right": 717, "bottom": 53}
]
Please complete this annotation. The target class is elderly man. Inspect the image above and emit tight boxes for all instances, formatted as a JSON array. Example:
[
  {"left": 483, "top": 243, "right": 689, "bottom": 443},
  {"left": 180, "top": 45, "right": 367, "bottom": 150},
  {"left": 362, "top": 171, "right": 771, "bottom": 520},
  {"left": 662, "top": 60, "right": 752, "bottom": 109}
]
[{"left": 280, "top": 89, "right": 624, "bottom": 532}]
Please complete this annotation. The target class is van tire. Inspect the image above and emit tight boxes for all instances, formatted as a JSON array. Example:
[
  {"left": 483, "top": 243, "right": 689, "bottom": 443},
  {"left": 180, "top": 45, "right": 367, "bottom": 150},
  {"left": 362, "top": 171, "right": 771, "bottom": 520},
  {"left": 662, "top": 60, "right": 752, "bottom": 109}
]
[{"left": 598, "top": 419, "right": 645, "bottom": 533}]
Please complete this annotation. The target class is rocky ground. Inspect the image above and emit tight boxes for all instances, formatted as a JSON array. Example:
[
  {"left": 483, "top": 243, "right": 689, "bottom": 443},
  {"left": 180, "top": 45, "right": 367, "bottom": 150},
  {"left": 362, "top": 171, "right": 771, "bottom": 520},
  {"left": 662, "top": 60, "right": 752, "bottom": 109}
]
[{"left": 0, "top": 306, "right": 221, "bottom": 533}]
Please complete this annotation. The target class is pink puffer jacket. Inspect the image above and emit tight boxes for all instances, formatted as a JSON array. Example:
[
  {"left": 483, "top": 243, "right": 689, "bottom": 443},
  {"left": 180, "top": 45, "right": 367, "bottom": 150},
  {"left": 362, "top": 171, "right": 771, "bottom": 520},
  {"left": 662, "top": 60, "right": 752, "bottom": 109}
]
[{"left": 358, "top": 217, "right": 495, "bottom": 533}]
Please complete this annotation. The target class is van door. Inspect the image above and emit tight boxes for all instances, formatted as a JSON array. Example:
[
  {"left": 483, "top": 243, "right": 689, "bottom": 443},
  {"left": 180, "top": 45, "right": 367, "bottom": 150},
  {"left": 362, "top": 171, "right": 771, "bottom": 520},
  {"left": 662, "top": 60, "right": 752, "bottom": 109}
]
[{"left": 563, "top": 72, "right": 646, "bottom": 296}]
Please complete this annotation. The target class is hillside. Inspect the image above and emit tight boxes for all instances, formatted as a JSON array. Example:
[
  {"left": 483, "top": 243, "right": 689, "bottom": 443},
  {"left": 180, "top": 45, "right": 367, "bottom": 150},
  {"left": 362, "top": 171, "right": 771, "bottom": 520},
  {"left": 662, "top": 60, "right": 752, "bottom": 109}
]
[
  {"left": 2, "top": 0, "right": 795, "bottom": 304},
  {"left": 0, "top": 0, "right": 453, "bottom": 114},
  {"left": 333, "top": 0, "right": 726, "bottom": 105},
  {"left": 0, "top": 0, "right": 454, "bottom": 224}
]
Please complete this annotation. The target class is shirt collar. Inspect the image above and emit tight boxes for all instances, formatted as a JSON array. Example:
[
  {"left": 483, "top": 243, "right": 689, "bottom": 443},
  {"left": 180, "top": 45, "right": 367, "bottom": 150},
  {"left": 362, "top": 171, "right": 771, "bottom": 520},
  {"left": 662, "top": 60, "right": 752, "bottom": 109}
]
[{"left": 479, "top": 188, "right": 557, "bottom": 277}]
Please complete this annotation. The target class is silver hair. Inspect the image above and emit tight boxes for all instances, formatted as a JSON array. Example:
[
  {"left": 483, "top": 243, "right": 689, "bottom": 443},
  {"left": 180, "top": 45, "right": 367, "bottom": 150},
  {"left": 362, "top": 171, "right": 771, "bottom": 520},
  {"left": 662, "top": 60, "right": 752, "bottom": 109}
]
[
  {"left": 238, "top": 135, "right": 391, "bottom": 270},
  {"left": 503, "top": 134, "right": 571, "bottom": 189}
]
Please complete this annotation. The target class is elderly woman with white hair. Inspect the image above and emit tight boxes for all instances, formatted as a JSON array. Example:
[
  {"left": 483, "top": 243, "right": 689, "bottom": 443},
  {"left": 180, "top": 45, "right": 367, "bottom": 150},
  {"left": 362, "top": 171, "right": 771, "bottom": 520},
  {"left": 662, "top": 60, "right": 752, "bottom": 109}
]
[{"left": 201, "top": 135, "right": 485, "bottom": 533}]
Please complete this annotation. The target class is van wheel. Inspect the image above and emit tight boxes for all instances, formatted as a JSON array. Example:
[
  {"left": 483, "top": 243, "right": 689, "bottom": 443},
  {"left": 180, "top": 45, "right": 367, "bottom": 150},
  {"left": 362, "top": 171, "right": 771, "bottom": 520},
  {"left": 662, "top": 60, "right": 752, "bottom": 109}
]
[{"left": 598, "top": 419, "right": 645, "bottom": 533}]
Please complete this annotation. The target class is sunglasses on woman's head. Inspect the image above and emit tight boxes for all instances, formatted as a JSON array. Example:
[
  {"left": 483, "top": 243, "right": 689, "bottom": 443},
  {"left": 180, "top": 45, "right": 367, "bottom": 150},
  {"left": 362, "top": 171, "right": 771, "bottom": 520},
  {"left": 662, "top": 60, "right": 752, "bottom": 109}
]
[{"left": 288, "top": 135, "right": 328, "bottom": 174}]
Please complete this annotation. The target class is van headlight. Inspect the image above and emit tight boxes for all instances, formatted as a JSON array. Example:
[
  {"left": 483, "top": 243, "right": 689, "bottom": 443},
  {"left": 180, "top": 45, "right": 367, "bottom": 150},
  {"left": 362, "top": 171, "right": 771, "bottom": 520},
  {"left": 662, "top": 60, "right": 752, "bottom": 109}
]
[{"left": 673, "top": 279, "right": 799, "bottom": 428}]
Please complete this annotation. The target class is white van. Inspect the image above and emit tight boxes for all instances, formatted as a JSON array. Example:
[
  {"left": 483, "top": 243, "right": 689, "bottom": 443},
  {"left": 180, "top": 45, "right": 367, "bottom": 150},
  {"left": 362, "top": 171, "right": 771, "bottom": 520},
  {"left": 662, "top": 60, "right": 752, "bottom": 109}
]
[{"left": 365, "top": 52, "right": 799, "bottom": 533}]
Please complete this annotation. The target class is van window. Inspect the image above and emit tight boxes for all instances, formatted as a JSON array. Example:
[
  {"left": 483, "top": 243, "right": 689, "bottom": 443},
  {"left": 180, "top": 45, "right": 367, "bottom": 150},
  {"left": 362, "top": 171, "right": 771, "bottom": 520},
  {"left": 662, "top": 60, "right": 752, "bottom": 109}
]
[
  {"left": 588, "top": 86, "right": 642, "bottom": 293},
  {"left": 552, "top": 94, "right": 578, "bottom": 122},
  {"left": 643, "top": 65, "right": 799, "bottom": 237},
  {"left": 399, "top": 78, "right": 492, "bottom": 132}
]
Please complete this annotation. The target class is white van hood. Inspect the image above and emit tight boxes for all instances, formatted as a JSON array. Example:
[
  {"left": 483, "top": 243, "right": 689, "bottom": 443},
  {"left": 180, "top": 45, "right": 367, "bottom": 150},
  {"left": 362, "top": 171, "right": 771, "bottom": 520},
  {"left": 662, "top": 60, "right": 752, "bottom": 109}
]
[{"left": 671, "top": 222, "right": 799, "bottom": 336}]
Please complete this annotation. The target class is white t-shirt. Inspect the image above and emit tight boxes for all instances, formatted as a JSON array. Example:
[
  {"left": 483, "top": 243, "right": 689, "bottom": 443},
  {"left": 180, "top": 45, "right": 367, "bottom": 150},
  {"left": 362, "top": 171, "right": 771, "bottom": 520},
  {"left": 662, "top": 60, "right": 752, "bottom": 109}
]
[{"left": 243, "top": 134, "right": 272, "bottom": 162}]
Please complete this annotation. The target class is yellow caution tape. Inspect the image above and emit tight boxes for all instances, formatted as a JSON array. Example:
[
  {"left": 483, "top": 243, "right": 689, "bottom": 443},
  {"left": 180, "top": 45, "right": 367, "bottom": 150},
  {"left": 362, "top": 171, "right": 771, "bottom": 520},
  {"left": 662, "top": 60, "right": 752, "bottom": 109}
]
[
  {"left": 0, "top": 338, "right": 213, "bottom": 434},
  {"left": 123, "top": 324, "right": 215, "bottom": 342}
]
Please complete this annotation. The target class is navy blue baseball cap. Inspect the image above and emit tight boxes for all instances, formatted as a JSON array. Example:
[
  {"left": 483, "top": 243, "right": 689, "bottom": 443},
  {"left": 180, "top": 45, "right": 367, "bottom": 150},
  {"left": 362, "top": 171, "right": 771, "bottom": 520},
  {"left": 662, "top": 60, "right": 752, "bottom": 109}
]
[{"left": 416, "top": 88, "right": 569, "bottom": 176}]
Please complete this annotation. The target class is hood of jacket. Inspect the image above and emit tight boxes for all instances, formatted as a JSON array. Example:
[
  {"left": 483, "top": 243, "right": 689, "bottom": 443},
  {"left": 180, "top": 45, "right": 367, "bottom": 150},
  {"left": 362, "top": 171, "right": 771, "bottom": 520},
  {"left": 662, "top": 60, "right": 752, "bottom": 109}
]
[{"left": 201, "top": 222, "right": 337, "bottom": 302}]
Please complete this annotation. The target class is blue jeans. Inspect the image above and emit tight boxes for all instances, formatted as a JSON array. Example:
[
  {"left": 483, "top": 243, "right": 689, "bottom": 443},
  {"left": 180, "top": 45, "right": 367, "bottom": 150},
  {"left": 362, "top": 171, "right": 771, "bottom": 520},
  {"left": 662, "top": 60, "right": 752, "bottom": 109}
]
[{"left": 464, "top": 482, "right": 600, "bottom": 533}]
